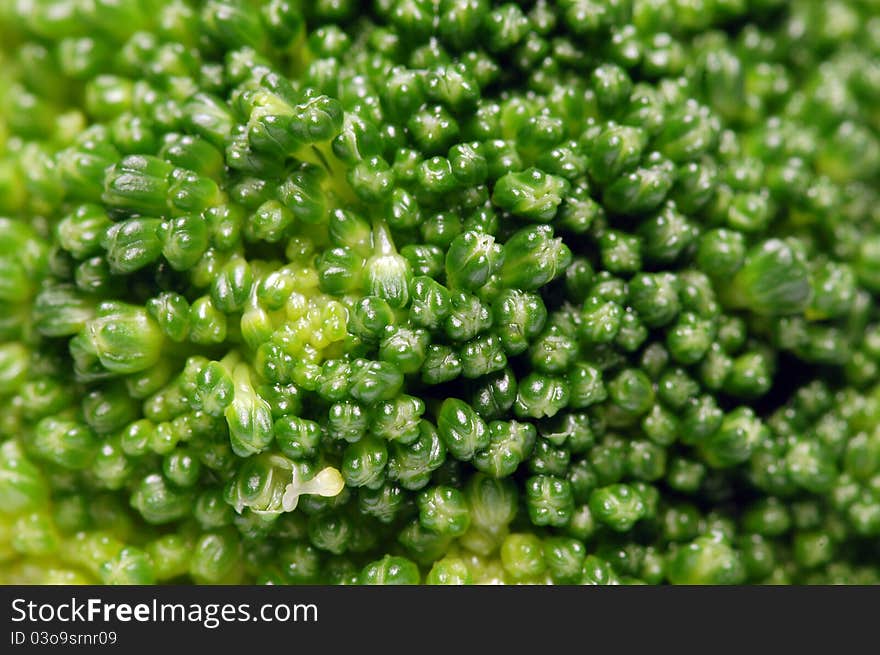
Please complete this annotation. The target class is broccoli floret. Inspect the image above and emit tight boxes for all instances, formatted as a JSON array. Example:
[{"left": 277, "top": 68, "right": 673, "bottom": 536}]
[{"left": 0, "top": 0, "right": 879, "bottom": 587}]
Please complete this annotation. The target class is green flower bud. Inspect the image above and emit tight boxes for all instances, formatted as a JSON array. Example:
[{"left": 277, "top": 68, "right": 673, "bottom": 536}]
[
  {"left": 349, "top": 156, "right": 395, "bottom": 203},
  {"left": 326, "top": 402, "right": 367, "bottom": 444},
  {"left": 639, "top": 402, "right": 678, "bottom": 446},
  {"left": 589, "top": 483, "right": 646, "bottom": 532},
  {"left": 444, "top": 291, "right": 492, "bottom": 342},
  {"left": 365, "top": 221, "right": 412, "bottom": 309},
  {"left": 555, "top": 184, "right": 603, "bottom": 235},
  {"left": 588, "top": 123, "right": 646, "bottom": 185},
  {"left": 84, "top": 302, "right": 164, "bottom": 374},
  {"left": 19, "top": 377, "right": 73, "bottom": 422},
  {"left": 101, "top": 218, "right": 163, "bottom": 275},
  {"left": 501, "top": 225, "right": 572, "bottom": 290},
  {"left": 473, "top": 419, "right": 536, "bottom": 478},
  {"left": 99, "top": 547, "right": 156, "bottom": 585},
  {"left": 501, "top": 533, "right": 546, "bottom": 581},
  {"left": 118, "top": 419, "right": 153, "bottom": 457},
  {"left": 808, "top": 261, "right": 856, "bottom": 321},
  {"left": 0, "top": 441, "right": 49, "bottom": 513},
  {"left": 482, "top": 138, "right": 523, "bottom": 178},
  {"left": 72, "top": 256, "right": 119, "bottom": 296},
  {"left": 12, "top": 511, "right": 59, "bottom": 557},
  {"left": 347, "top": 359, "right": 403, "bottom": 404},
  {"left": 785, "top": 439, "right": 837, "bottom": 494},
  {"left": 598, "top": 229, "right": 642, "bottom": 275},
  {"left": 158, "top": 214, "right": 210, "bottom": 271},
  {"left": 666, "top": 457, "right": 706, "bottom": 494},
  {"left": 449, "top": 141, "right": 488, "bottom": 185},
  {"left": 696, "top": 228, "right": 745, "bottom": 279},
  {"left": 421, "top": 211, "right": 463, "bottom": 248},
  {"left": 386, "top": 420, "right": 446, "bottom": 490},
  {"left": 307, "top": 512, "right": 353, "bottom": 556},
  {"left": 33, "top": 284, "right": 95, "bottom": 337},
  {"left": 352, "top": 295, "right": 397, "bottom": 346},
  {"left": 397, "top": 519, "right": 450, "bottom": 566},
  {"left": 379, "top": 327, "right": 430, "bottom": 375},
  {"left": 445, "top": 231, "right": 504, "bottom": 291},
  {"left": 667, "top": 535, "right": 746, "bottom": 585},
  {"left": 400, "top": 244, "right": 443, "bottom": 277},
  {"left": 130, "top": 473, "right": 192, "bottom": 524},
  {"left": 722, "top": 239, "right": 812, "bottom": 316},
  {"left": 655, "top": 100, "right": 719, "bottom": 163},
  {"left": 529, "top": 438, "right": 571, "bottom": 476},
  {"left": 318, "top": 247, "right": 364, "bottom": 296},
  {"left": 0, "top": 342, "right": 28, "bottom": 397},
  {"left": 162, "top": 449, "right": 201, "bottom": 488},
  {"left": 315, "top": 359, "right": 353, "bottom": 402},
  {"left": 628, "top": 273, "right": 681, "bottom": 328},
  {"left": 438, "top": 398, "right": 490, "bottom": 461},
  {"left": 408, "top": 104, "right": 460, "bottom": 155},
  {"left": 275, "top": 541, "right": 321, "bottom": 584},
  {"left": 194, "top": 489, "right": 235, "bottom": 529},
  {"left": 421, "top": 344, "right": 462, "bottom": 385},
  {"left": 210, "top": 255, "right": 253, "bottom": 314},
  {"left": 417, "top": 156, "right": 459, "bottom": 196},
  {"left": 359, "top": 555, "right": 420, "bottom": 585},
  {"left": 426, "top": 557, "right": 473, "bottom": 585},
  {"left": 181, "top": 92, "right": 234, "bottom": 147},
  {"left": 680, "top": 395, "right": 724, "bottom": 446},
  {"left": 527, "top": 324, "right": 577, "bottom": 374},
  {"left": 491, "top": 289, "right": 547, "bottom": 355},
  {"left": 417, "top": 485, "right": 471, "bottom": 537},
  {"left": 81, "top": 386, "right": 138, "bottom": 436},
  {"left": 483, "top": 2, "right": 529, "bottom": 51},
  {"left": 544, "top": 536, "right": 587, "bottom": 584},
  {"left": 146, "top": 534, "right": 193, "bottom": 582},
  {"left": 635, "top": 202, "right": 697, "bottom": 265},
  {"left": 626, "top": 440, "right": 667, "bottom": 482},
  {"left": 459, "top": 334, "right": 507, "bottom": 379},
  {"left": 723, "top": 351, "right": 774, "bottom": 398},
  {"left": 159, "top": 133, "right": 224, "bottom": 178},
  {"left": 342, "top": 438, "right": 388, "bottom": 489},
  {"left": 592, "top": 62, "right": 632, "bottom": 112},
  {"left": 85, "top": 74, "right": 134, "bottom": 121},
  {"left": 666, "top": 312, "right": 715, "bottom": 365},
  {"left": 409, "top": 276, "right": 451, "bottom": 330},
  {"left": 526, "top": 474, "right": 574, "bottom": 527},
  {"left": 425, "top": 62, "right": 480, "bottom": 113},
  {"left": 57, "top": 204, "right": 113, "bottom": 260},
  {"left": 701, "top": 407, "right": 767, "bottom": 469},
  {"left": 470, "top": 366, "right": 518, "bottom": 420},
  {"left": 607, "top": 368, "right": 654, "bottom": 418},
  {"left": 392, "top": 147, "right": 424, "bottom": 185},
  {"left": 492, "top": 168, "right": 569, "bottom": 222},
  {"left": 58, "top": 133, "right": 121, "bottom": 202},
  {"left": 792, "top": 531, "right": 834, "bottom": 570},
  {"left": 189, "top": 529, "right": 242, "bottom": 584},
  {"left": 277, "top": 166, "right": 330, "bottom": 224},
  {"left": 438, "top": 0, "right": 489, "bottom": 49},
  {"left": 146, "top": 292, "right": 190, "bottom": 343},
  {"left": 602, "top": 156, "right": 675, "bottom": 215},
  {"left": 201, "top": 0, "right": 269, "bottom": 49},
  {"left": 224, "top": 364, "right": 274, "bottom": 458},
  {"left": 102, "top": 154, "right": 173, "bottom": 215},
  {"left": 514, "top": 373, "right": 569, "bottom": 419}
]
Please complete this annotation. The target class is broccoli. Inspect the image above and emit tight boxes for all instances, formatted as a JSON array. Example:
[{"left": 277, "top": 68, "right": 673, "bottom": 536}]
[{"left": 1, "top": 0, "right": 880, "bottom": 586}]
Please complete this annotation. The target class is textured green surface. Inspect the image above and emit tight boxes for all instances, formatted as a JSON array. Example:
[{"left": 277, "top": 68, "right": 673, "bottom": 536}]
[{"left": 1, "top": 0, "right": 880, "bottom": 584}]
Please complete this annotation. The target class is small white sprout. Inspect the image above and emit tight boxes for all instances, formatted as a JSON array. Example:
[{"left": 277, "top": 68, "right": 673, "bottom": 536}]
[{"left": 281, "top": 465, "right": 345, "bottom": 512}]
